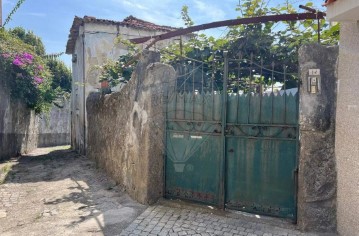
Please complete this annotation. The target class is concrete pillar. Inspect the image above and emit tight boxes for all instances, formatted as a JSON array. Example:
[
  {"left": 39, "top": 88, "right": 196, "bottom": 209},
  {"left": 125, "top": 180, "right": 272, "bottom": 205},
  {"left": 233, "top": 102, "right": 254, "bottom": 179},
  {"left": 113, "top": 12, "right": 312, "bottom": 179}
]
[
  {"left": 336, "top": 22, "right": 359, "bottom": 236},
  {"left": 297, "top": 44, "right": 338, "bottom": 232}
]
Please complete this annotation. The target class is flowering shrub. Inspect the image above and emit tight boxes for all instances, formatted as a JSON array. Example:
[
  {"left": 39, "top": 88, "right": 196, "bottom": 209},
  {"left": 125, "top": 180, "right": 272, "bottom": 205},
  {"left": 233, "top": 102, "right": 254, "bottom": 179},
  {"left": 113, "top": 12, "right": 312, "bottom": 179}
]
[
  {"left": 0, "top": 48, "right": 55, "bottom": 113},
  {"left": 97, "top": 54, "right": 136, "bottom": 89}
]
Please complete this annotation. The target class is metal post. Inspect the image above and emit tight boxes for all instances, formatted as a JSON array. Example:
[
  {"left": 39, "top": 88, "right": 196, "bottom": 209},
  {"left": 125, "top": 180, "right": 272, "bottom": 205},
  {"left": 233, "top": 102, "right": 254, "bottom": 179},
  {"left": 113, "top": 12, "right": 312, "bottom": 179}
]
[
  {"left": 192, "top": 61, "right": 195, "bottom": 120},
  {"left": 283, "top": 65, "right": 287, "bottom": 124},
  {"left": 220, "top": 51, "right": 229, "bottom": 209},
  {"left": 0, "top": 0, "right": 2, "bottom": 27},
  {"left": 247, "top": 53, "right": 253, "bottom": 124},
  {"left": 271, "top": 61, "right": 275, "bottom": 124},
  {"left": 259, "top": 58, "right": 264, "bottom": 124},
  {"left": 317, "top": 19, "right": 321, "bottom": 44}
]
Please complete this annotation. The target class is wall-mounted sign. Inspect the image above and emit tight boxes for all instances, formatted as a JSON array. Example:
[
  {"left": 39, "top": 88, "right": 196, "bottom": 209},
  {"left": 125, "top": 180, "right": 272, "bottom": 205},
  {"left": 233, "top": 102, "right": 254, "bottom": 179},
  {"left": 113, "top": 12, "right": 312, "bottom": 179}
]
[{"left": 308, "top": 69, "right": 321, "bottom": 94}]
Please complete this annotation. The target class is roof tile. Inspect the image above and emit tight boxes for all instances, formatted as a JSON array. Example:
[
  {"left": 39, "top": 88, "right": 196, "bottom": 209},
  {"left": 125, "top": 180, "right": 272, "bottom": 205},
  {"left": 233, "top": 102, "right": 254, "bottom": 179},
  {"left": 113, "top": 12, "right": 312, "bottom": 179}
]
[{"left": 66, "top": 15, "right": 178, "bottom": 54}]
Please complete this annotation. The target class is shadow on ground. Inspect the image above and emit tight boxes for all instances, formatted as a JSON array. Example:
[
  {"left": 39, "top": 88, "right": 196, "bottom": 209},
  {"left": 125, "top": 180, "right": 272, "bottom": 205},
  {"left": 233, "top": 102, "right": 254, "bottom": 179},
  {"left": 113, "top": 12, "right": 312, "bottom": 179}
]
[{"left": 0, "top": 146, "right": 146, "bottom": 236}]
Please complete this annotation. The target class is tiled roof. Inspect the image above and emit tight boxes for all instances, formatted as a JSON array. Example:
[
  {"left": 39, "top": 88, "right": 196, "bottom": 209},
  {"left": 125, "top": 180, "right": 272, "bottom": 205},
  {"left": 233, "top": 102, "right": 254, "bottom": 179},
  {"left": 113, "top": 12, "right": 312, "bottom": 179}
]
[
  {"left": 122, "top": 16, "right": 177, "bottom": 31},
  {"left": 66, "top": 15, "right": 177, "bottom": 54},
  {"left": 323, "top": 0, "right": 337, "bottom": 6}
]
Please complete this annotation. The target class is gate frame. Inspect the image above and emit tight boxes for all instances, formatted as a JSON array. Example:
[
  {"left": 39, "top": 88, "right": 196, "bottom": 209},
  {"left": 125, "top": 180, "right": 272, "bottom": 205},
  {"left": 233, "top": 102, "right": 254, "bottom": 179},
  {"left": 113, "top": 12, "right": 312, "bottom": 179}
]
[{"left": 164, "top": 51, "right": 300, "bottom": 221}]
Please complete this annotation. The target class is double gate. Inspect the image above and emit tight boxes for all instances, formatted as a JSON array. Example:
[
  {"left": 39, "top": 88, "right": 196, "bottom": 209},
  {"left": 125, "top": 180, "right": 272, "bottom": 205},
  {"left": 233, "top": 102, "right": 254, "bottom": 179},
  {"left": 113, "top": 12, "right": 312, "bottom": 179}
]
[{"left": 164, "top": 53, "right": 299, "bottom": 220}]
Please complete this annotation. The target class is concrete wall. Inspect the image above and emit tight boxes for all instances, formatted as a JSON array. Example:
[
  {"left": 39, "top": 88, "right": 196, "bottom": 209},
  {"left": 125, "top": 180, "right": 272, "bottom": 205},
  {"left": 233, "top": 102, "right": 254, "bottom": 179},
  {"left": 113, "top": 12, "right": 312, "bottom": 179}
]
[
  {"left": 86, "top": 51, "right": 176, "bottom": 204},
  {"left": 0, "top": 82, "right": 38, "bottom": 161},
  {"left": 37, "top": 101, "right": 70, "bottom": 147},
  {"left": 71, "top": 21, "right": 191, "bottom": 155},
  {"left": 297, "top": 44, "right": 338, "bottom": 232},
  {"left": 335, "top": 22, "right": 359, "bottom": 236}
]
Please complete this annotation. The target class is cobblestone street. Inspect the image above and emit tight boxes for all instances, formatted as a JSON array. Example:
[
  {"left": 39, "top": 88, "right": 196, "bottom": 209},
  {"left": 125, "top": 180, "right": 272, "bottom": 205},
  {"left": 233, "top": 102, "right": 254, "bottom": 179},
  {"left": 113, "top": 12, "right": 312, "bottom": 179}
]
[{"left": 120, "top": 203, "right": 318, "bottom": 236}]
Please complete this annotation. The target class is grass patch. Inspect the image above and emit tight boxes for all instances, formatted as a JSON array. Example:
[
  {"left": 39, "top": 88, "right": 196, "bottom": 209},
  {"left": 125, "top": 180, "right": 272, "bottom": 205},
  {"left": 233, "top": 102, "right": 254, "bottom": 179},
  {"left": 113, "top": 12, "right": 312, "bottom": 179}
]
[{"left": 0, "top": 163, "right": 13, "bottom": 184}]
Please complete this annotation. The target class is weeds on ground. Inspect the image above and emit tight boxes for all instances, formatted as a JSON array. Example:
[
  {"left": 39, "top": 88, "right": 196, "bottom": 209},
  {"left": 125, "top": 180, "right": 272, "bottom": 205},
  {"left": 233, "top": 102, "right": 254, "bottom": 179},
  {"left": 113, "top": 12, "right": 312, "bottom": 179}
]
[{"left": 0, "top": 163, "right": 12, "bottom": 184}]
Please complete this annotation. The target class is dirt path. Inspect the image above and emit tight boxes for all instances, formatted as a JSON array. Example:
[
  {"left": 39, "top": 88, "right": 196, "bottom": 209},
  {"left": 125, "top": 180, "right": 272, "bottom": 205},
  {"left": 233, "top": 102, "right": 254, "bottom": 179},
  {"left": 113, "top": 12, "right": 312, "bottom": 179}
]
[{"left": 0, "top": 146, "right": 147, "bottom": 236}]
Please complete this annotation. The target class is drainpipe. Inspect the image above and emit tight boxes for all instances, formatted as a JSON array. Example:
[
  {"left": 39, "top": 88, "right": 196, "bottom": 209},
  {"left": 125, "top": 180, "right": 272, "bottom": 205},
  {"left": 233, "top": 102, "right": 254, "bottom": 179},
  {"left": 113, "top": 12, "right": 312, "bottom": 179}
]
[{"left": 82, "top": 32, "right": 86, "bottom": 156}]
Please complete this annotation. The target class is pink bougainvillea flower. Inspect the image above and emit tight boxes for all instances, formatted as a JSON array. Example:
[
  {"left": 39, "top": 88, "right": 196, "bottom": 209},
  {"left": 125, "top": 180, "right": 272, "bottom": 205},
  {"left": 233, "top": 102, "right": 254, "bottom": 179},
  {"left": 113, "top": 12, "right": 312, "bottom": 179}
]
[
  {"left": 22, "top": 52, "right": 34, "bottom": 63},
  {"left": 37, "top": 65, "right": 44, "bottom": 71},
  {"left": 13, "top": 58, "right": 25, "bottom": 67},
  {"left": 34, "top": 77, "right": 43, "bottom": 84}
]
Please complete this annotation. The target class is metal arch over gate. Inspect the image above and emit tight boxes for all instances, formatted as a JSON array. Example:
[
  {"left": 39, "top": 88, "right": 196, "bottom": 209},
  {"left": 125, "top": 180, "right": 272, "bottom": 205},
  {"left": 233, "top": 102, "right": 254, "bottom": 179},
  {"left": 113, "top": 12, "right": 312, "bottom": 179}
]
[{"left": 164, "top": 52, "right": 299, "bottom": 220}]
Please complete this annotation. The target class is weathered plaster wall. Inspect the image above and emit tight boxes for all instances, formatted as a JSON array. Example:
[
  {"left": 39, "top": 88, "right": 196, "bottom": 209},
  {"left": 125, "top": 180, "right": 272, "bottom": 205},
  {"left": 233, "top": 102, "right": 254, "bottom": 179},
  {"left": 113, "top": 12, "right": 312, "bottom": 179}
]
[
  {"left": 71, "top": 25, "right": 86, "bottom": 154},
  {"left": 71, "top": 21, "right": 191, "bottom": 155},
  {"left": 335, "top": 22, "right": 359, "bottom": 236},
  {"left": 37, "top": 101, "right": 70, "bottom": 147},
  {"left": 0, "top": 82, "right": 38, "bottom": 160},
  {"left": 297, "top": 44, "right": 338, "bottom": 232},
  {"left": 87, "top": 51, "right": 176, "bottom": 204}
]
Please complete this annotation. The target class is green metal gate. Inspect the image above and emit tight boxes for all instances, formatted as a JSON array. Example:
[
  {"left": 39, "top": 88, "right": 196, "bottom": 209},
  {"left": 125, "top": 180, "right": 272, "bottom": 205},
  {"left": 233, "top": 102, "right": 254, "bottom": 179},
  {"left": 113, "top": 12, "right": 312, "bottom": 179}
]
[{"left": 165, "top": 53, "right": 299, "bottom": 220}]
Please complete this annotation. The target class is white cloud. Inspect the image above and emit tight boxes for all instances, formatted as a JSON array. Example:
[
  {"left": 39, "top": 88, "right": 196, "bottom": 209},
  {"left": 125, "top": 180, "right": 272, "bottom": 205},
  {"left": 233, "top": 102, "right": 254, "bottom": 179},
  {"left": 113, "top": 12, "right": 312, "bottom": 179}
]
[
  {"left": 121, "top": 0, "right": 149, "bottom": 10},
  {"left": 24, "top": 12, "right": 47, "bottom": 17},
  {"left": 109, "top": 0, "right": 183, "bottom": 27},
  {"left": 193, "top": 0, "right": 226, "bottom": 22}
]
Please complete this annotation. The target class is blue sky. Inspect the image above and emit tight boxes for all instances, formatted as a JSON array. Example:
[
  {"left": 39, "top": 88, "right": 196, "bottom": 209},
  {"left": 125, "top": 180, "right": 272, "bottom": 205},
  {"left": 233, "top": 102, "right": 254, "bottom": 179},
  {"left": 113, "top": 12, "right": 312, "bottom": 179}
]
[{"left": 2, "top": 0, "right": 325, "bottom": 67}]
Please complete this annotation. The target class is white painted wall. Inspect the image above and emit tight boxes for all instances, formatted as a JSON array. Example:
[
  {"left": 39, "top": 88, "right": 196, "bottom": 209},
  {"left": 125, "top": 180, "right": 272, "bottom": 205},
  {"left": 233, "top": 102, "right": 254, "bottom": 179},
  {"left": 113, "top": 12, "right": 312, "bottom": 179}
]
[
  {"left": 335, "top": 22, "right": 359, "bottom": 236},
  {"left": 327, "top": 0, "right": 359, "bottom": 21}
]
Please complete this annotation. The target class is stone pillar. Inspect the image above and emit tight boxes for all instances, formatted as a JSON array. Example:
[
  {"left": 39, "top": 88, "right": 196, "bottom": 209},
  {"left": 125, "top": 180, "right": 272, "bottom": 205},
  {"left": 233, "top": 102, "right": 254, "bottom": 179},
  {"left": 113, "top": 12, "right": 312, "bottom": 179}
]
[
  {"left": 297, "top": 44, "right": 338, "bottom": 232},
  {"left": 336, "top": 22, "right": 359, "bottom": 236}
]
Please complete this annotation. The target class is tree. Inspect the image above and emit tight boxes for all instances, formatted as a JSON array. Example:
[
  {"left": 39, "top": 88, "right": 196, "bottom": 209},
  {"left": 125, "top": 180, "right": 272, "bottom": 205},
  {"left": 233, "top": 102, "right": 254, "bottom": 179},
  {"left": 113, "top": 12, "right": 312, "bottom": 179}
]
[
  {"left": 0, "top": 29, "right": 55, "bottom": 113},
  {"left": 0, "top": 0, "right": 72, "bottom": 112},
  {"left": 96, "top": 0, "right": 339, "bottom": 93},
  {"left": 46, "top": 59, "right": 71, "bottom": 93},
  {"left": 160, "top": 0, "right": 339, "bottom": 90},
  {"left": 7, "top": 27, "right": 72, "bottom": 93},
  {"left": 8, "top": 27, "right": 46, "bottom": 55}
]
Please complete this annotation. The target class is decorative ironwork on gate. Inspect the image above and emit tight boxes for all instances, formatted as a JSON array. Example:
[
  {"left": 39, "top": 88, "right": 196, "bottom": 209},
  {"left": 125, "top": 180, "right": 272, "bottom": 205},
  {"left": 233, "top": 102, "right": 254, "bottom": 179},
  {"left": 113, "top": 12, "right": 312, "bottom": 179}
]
[{"left": 164, "top": 51, "right": 299, "bottom": 220}]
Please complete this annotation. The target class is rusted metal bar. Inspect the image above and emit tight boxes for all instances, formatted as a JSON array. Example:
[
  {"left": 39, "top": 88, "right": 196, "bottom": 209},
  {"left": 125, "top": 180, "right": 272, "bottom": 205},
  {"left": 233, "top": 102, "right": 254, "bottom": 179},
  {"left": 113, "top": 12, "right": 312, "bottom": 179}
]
[
  {"left": 299, "top": 5, "right": 316, "bottom": 14},
  {"left": 130, "top": 12, "right": 326, "bottom": 45},
  {"left": 299, "top": 5, "right": 326, "bottom": 16}
]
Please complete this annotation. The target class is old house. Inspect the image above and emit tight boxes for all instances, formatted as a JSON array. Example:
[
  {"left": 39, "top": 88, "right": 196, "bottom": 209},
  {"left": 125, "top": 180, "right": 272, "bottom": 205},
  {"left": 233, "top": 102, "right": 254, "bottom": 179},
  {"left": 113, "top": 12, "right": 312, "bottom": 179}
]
[{"left": 65, "top": 16, "right": 191, "bottom": 154}]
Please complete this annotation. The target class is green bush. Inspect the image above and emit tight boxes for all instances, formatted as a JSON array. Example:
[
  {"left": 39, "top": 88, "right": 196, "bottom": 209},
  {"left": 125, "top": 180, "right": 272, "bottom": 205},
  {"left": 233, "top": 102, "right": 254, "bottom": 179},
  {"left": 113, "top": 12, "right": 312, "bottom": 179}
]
[{"left": 0, "top": 29, "right": 56, "bottom": 113}]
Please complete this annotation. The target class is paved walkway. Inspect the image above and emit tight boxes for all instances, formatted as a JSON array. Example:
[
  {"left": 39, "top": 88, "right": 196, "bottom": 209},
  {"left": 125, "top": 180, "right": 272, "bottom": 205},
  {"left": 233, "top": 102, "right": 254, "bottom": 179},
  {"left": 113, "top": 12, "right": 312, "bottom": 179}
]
[
  {"left": 0, "top": 147, "right": 334, "bottom": 236},
  {"left": 120, "top": 203, "right": 317, "bottom": 236},
  {"left": 0, "top": 147, "right": 146, "bottom": 236}
]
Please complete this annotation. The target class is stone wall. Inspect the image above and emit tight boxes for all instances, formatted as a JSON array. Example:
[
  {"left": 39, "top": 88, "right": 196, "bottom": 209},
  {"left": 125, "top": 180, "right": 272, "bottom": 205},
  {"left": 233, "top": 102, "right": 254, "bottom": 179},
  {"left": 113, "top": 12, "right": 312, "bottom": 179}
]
[
  {"left": 37, "top": 101, "right": 71, "bottom": 147},
  {"left": 86, "top": 51, "right": 176, "bottom": 204},
  {"left": 297, "top": 44, "right": 338, "bottom": 232},
  {"left": 0, "top": 82, "right": 38, "bottom": 161},
  {"left": 0, "top": 81, "right": 71, "bottom": 160},
  {"left": 335, "top": 22, "right": 359, "bottom": 236}
]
